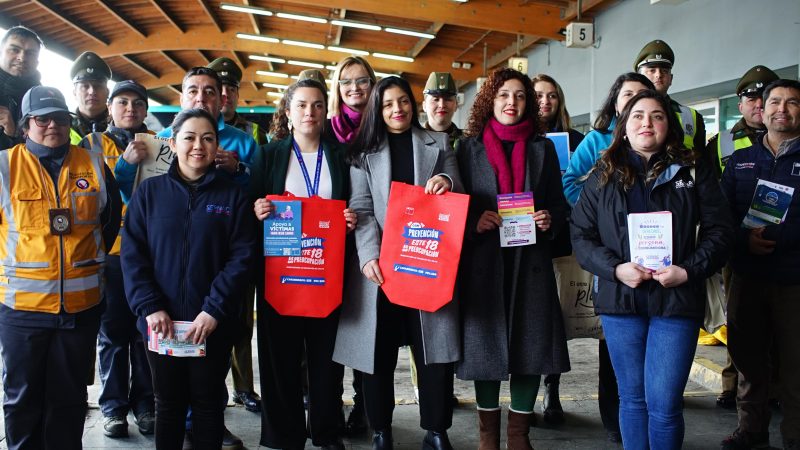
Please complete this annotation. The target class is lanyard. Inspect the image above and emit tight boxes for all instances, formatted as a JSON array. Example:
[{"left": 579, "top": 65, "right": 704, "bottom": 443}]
[{"left": 291, "top": 139, "right": 324, "bottom": 197}]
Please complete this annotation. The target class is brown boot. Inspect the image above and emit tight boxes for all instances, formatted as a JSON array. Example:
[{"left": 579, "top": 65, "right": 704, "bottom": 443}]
[
  {"left": 478, "top": 408, "right": 501, "bottom": 450},
  {"left": 506, "top": 410, "right": 534, "bottom": 450}
]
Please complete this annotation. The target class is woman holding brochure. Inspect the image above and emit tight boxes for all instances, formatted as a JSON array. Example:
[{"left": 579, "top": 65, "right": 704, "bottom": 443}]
[
  {"left": 250, "top": 78, "right": 356, "bottom": 450},
  {"left": 334, "top": 76, "right": 462, "bottom": 450},
  {"left": 122, "top": 108, "right": 256, "bottom": 449},
  {"left": 455, "top": 67, "right": 570, "bottom": 449},
  {"left": 570, "top": 90, "right": 733, "bottom": 449}
]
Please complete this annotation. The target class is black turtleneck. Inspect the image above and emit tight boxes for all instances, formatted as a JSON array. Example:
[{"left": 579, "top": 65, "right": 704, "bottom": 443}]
[{"left": 388, "top": 129, "right": 414, "bottom": 184}]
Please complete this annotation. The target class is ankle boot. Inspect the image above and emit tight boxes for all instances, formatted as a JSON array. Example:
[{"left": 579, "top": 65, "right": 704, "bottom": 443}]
[
  {"left": 372, "top": 428, "right": 393, "bottom": 450},
  {"left": 507, "top": 410, "right": 534, "bottom": 450},
  {"left": 422, "top": 430, "right": 453, "bottom": 450},
  {"left": 542, "top": 381, "right": 564, "bottom": 425},
  {"left": 478, "top": 408, "right": 501, "bottom": 450}
]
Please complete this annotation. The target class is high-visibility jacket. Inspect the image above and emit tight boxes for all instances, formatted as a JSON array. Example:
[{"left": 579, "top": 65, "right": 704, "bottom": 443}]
[
  {"left": 716, "top": 129, "right": 754, "bottom": 171},
  {"left": 0, "top": 143, "right": 108, "bottom": 314},
  {"left": 674, "top": 103, "right": 700, "bottom": 150}
]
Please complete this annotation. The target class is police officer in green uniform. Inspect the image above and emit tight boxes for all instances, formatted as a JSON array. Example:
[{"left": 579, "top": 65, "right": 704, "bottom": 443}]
[
  {"left": 208, "top": 57, "right": 267, "bottom": 146},
  {"left": 707, "top": 65, "right": 779, "bottom": 179},
  {"left": 69, "top": 51, "right": 111, "bottom": 145},
  {"left": 421, "top": 72, "right": 462, "bottom": 149},
  {"left": 634, "top": 40, "right": 705, "bottom": 153}
]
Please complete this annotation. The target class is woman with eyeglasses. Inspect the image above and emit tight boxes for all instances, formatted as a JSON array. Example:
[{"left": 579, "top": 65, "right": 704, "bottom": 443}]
[
  {"left": 0, "top": 86, "right": 121, "bottom": 449},
  {"left": 251, "top": 78, "right": 356, "bottom": 450},
  {"left": 334, "top": 76, "right": 462, "bottom": 450}
]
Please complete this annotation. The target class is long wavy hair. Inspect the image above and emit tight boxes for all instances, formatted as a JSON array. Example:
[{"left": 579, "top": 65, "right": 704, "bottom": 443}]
[
  {"left": 595, "top": 90, "right": 696, "bottom": 190},
  {"left": 347, "top": 76, "right": 421, "bottom": 165},
  {"left": 268, "top": 79, "right": 328, "bottom": 141},
  {"left": 464, "top": 67, "right": 540, "bottom": 137},
  {"left": 327, "top": 56, "right": 376, "bottom": 118},
  {"left": 531, "top": 73, "right": 571, "bottom": 132},
  {"left": 593, "top": 72, "right": 654, "bottom": 133}
]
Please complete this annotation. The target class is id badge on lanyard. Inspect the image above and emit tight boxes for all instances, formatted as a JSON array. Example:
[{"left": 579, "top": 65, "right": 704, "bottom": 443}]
[{"left": 291, "top": 139, "right": 324, "bottom": 197}]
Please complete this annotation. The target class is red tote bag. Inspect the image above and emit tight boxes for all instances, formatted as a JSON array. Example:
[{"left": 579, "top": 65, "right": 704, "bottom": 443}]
[
  {"left": 264, "top": 194, "right": 346, "bottom": 317},
  {"left": 378, "top": 182, "right": 469, "bottom": 312}
]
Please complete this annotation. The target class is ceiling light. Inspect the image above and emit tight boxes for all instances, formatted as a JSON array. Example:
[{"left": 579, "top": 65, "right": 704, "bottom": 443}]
[
  {"left": 384, "top": 28, "right": 436, "bottom": 39},
  {"left": 452, "top": 0, "right": 469, "bottom": 2},
  {"left": 275, "top": 12, "right": 327, "bottom": 24},
  {"left": 372, "top": 52, "right": 414, "bottom": 63},
  {"left": 327, "top": 46, "right": 370, "bottom": 56},
  {"left": 256, "top": 70, "right": 289, "bottom": 78},
  {"left": 221, "top": 3, "right": 273, "bottom": 16},
  {"left": 237, "top": 33, "right": 279, "bottom": 43},
  {"left": 288, "top": 60, "right": 325, "bottom": 69},
  {"left": 267, "top": 92, "right": 284, "bottom": 98},
  {"left": 273, "top": 99, "right": 281, "bottom": 104},
  {"left": 462, "top": 62, "right": 473, "bottom": 69},
  {"left": 326, "top": 65, "right": 338, "bottom": 71},
  {"left": 451, "top": 62, "right": 461, "bottom": 69},
  {"left": 330, "top": 20, "right": 382, "bottom": 31},
  {"left": 373, "top": 71, "right": 397, "bottom": 78},
  {"left": 282, "top": 39, "right": 326, "bottom": 50},
  {"left": 249, "top": 55, "right": 286, "bottom": 64},
  {"left": 262, "top": 82, "right": 288, "bottom": 89}
]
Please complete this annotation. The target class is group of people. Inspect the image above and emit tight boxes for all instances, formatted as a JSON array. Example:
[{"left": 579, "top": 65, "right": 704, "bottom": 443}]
[{"left": 0, "top": 23, "right": 798, "bottom": 450}]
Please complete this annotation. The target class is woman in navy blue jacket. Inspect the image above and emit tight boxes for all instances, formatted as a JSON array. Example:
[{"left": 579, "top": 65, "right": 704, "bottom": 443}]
[{"left": 122, "top": 108, "right": 256, "bottom": 449}]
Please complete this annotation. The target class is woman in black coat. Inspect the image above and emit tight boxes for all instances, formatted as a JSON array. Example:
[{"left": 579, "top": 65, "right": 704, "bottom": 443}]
[
  {"left": 456, "top": 68, "right": 570, "bottom": 450},
  {"left": 570, "top": 90, "right": 733, "bottom": 449}
]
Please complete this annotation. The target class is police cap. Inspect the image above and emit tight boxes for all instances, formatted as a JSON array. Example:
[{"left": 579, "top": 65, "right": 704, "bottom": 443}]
[
  {"left": 297, "top": 69, "right": 327, "bottom": 88},
  {"left": 736, "top": 65, "right": 779, "bottom": 97},
  {"left": 71, "top": 51, "right": 112, "bottom": 83},
  {"left": 634, "top": 40, "right": 674, "bottom": 71},
  {"left": 423, "top": 72, "right": 457, "bottom": 97},
  {"left": 207, "top": 57, "right": 242, "bottom": 87}
]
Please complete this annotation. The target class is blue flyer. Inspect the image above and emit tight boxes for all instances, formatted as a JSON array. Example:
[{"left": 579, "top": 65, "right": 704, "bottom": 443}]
[
  {"left": 263, "top": 200, "right": 302, "bottom": 256},
  {"left": 546, "top": 132, "right": 570, "bottom": 172},
  {"left": 742, "top": 179, "right": 795, "bottom": 229}
]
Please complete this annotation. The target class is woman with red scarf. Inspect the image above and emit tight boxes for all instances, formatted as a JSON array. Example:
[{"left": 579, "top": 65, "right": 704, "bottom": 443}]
[{"left": 455, "top": 68, "right": 570, "bottom": 450}]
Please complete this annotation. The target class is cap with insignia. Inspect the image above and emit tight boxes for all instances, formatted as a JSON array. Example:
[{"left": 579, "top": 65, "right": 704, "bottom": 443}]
[
  {"left": 207, "top": 57, "right": 242, "bottom": 88},
  {"left": 736, "top": 65, "right": 779, "bottom": 97},
  {"left": 634, "top": 40, "right": 675, "bottom": 71},
  {"left": 423, "top": 72, "right": 457, "bottom": 97},
  {"left": 109, "top": 80, "right": 148, "bottom": 107},
  {"left": 21, "top": 86, "right": 69, "bottom": 118},
  {"left": 71, "top": 51, "right": 112, "bottom": 83},
  {"left": 297, "top": 69, "right": 327, "bottom": 87}
]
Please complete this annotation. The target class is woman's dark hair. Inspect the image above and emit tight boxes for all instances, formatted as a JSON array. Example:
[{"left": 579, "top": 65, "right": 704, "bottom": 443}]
[
  {"left": 170, "top": 108, "right": 219, "bottom": 142},
  {"left": 595, "top": 90, "right": 695, "bottom": 190},
  {"left": 348, "top": 76, "right": 421, "bottom": 165},
  {"left": 464, "top": 67, "right": 540, "bottom": 138},
  {"left": 268, "top": 79, "right": 328, "bottom": 140},
  {"left": 531, "top": 73, "right": 571, "bottom": 131},
  {"left": 593, "top": 72, "right": 655, "bottom": 133}
]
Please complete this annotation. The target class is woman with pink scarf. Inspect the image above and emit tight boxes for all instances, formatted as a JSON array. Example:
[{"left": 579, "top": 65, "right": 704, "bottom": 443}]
[
  {"left": 455, "top": 68, "right": 570, "bottom": 450},
  {"left": 326, "top": 56, "right": 377, "bottom": 146}
]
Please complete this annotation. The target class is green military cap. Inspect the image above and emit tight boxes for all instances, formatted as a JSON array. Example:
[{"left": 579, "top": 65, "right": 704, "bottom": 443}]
[
  {"left": 423, "top": 72, "right": 457, "bottom": 97},
  {"left": 70, "top": 51, "right": 111, "bottom": 83},
  {"left": 297, "top": 69, "right": 327, "bottom": 87},
  {"left": 207, "top": 57, "right": 242, "bottom": 87},
  {"left": 634, "top": 40, "right": 675, "bottom": 71},
  {"left": 736, "top": 65, "right": 779, "bottom": 97}
]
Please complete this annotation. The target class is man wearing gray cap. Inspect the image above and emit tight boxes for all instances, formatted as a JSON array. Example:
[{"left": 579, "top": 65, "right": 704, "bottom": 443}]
[
  {"left": 0, "top": 26, "right": 42, "bottom": 149},
  {"left": 0, "top": 85, "right": 121, "bottom": 450},
  {"left": 69, "top": 51, "right": 112, "bottom": 144},
  {"left": 422, "top": 72, "right": 461, "bottom": 149}
]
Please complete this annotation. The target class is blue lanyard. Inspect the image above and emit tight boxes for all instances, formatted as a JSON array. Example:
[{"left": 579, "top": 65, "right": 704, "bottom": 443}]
[{"left": 291, "top": 139, "right": 324, "bottom": 197}]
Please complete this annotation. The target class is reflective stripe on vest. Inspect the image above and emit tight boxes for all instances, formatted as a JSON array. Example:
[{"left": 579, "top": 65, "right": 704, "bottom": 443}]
[
  {"left": 0, "top": 143, "right": 107, "bottom": 313},
  {"left": 82, "top": 132, "right": 125, "bottom": 255},
  {"left": 675, "top": 105, "right": 697, "bottom": 149},
  {"left": 716, "top": 129, "right": 754, "bottom": 171},
  {"left": 69, "top": 128, "right": 83, "bottom": 145}
]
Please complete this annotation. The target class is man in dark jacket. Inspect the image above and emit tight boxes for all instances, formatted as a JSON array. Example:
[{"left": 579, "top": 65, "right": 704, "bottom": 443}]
[
  {"left": 720, "top": 79, "right": 800, "bottom": 450},
  {"left": 0, "top": 26, "right": 42, "bottom": 149}
]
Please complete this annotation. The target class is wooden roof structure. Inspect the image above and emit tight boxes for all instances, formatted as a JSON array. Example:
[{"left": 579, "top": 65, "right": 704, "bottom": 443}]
[{"left": 0, "top": 0, "right": 615, "bottom": 106}]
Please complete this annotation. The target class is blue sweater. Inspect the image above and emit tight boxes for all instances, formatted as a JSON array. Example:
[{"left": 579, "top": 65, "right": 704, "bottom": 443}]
[
  {"left": 121, "top": 161, "right": 257, "bottom": 337},
  {"left": 562, "top": 119, "right": 615, "bottom": 206}
]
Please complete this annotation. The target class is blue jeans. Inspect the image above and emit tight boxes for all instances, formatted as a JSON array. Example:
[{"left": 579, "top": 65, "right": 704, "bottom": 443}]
[{"left": 600, "top": 314, "right": 700, "bottom": 450}]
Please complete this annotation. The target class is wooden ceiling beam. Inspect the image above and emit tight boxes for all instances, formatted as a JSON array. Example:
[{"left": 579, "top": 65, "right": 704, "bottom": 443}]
[
  {"left": 242, "top": 0, "right": 261, "bottom": 35},
  {"left": 331, "top": 8, "right": 346, "bottom": 47},
  {"left": 486, "top": 35, "right": 542, "bottom": 72},
  {"left": 167, "top": 84, "right": 183, "bottom": 97},
  {"left": 31, "top": 0, "right": 109, "bottom": 46},
  {"left": 120, "top": 54, "right": 159, "bottom": 79},
  {"left": 272, "top": 0, "right": 566, "bottom": 39},
  {"left": 197, "top": 50, "right": 211, "bottom": 65},
  {"left": 198, "top": 0, "right": 224, "bottom": 33},
  {"left": 564, "top": 0, "right": 607, "bottom": 19},
  {"left": 95, "top": 0, "right": 147, "bottom": 39},
  {"left": 160, "top": 51, "right": 187, "bottom": 72},
  {"left": 147, "top": 0, "right": 184, "bottom": 33},
  {"left": 409, "top": 22, "right": 444, "bottom": 59}
]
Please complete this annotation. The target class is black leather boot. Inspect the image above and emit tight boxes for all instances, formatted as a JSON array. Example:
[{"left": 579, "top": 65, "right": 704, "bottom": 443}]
[
  {"left": 422, "top": 430, "right": 453, "bottom": 450},
  {"left": 372, "top": 429, "right": 393, "bottom": 450},
  {"left": 542, "top": 379, "right": 565, "bottom": 425}
]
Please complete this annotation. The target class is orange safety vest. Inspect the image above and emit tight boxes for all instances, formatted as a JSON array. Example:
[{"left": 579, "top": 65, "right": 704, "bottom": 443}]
[{"left": 0, "top": 143, "right": 108, "bottom": 314}]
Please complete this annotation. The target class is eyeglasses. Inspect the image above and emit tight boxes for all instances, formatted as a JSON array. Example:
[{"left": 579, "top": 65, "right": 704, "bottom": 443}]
[
  {"left": 32, "top": 115, "right": 70, "bottom": 127},
  {"left": 338, "top": 77, "right": 371, "bottom": 88}
]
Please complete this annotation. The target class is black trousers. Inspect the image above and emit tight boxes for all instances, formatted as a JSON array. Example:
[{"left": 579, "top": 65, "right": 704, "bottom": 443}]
[
  {"left": 0, "top": 316, "right": 99, "bottom": 450},
  {"left": 258, "top": 301, "right": 345, "bottom": 448},
  {"left": 361, "top": 293, "right": 454, "bottom": 432},
  {"left": 146, "top": 334, "right": 232, "bottom": 450}
]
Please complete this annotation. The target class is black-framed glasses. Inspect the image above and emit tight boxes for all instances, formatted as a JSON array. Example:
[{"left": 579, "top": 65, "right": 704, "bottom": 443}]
[
  {"left": 33, "top": 114, "right": 70, "bottom": 127},
  {"left": 338, "top": 77, "right": 371, "bottom": 88}
]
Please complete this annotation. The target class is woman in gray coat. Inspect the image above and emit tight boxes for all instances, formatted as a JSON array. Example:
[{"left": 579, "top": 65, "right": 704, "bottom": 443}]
[
  {"left": 456, "top": 68, "right": 570, "bottom": 450},
  {"left": 333, "top": 76, "right": 462, "bottom": 450}
]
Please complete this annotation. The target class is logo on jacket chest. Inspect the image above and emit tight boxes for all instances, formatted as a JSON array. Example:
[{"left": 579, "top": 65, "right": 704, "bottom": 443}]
[
  {"left": 206, "top": 204, "right": 232, "bottom": 216},
  {"left": 674, "top": 179, "right": 694, "bottom": 189},
  {"left": 792, "top": 162, "right": 800, "bottom": 177}
]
